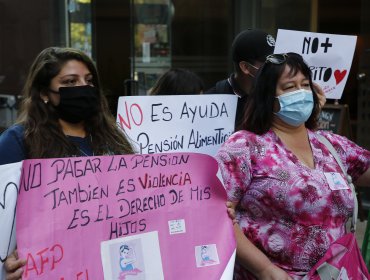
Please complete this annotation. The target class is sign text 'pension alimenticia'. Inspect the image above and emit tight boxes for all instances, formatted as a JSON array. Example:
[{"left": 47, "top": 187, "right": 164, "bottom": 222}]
[{"left": 116, "top": 94, "right": 237, "bottom": 156}]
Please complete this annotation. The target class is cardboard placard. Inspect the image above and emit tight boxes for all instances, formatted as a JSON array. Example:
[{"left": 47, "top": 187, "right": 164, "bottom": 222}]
[{"left": 318, "top": 104, "right": 352, "bottom": 138}]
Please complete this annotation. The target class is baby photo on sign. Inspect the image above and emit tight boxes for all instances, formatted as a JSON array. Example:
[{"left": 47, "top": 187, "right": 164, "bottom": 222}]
[
  {"left": 195, "top": 244, "right": 220, "bottom": 268},
  {"left": 101, "top": 231, "right": 164, "bottom": 280}
]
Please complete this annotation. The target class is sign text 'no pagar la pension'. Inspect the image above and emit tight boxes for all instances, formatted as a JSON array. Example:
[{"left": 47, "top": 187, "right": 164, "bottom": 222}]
[{"left": 16, "top": 153, "right": 236, "bottom": 279}]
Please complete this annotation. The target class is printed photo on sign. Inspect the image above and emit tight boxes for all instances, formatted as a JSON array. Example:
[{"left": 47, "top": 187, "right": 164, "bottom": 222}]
[
  {"left": 101, "top": 231, "right": 164, "bottom": 280},
  {"left": 274, "top": 29, "right": 356, "bottom": 100},
  {"left": 115, "top": 241, "right": 143, "bottom": 280},
  {"left": 168, "top": 219, "right": 186, "bottom": 235},
  {"left": 195, "top": 244, "right": 220, "bottom": 268}
]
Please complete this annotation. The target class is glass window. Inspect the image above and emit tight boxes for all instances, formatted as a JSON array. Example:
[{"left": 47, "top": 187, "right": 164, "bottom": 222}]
[
  {"left": 131, "top": 0, "right": 172, "bottom": 95},
  {"left": 68, "top": 0, "right": 93, "bottom": 58},
  {"left": 130, "top": 0, "right": 232, "bottom": 94}
]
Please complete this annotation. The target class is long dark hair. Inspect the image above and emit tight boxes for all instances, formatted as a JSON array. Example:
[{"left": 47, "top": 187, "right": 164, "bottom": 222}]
[
  {"left": 239, "top": 53, "right": 320, "bottom": 134},
  {"left": 18, "top": 47, "right": 134, "bottom": 158},
  {"left": 149, "top": 68, "right": 204, "bottom": 95}
]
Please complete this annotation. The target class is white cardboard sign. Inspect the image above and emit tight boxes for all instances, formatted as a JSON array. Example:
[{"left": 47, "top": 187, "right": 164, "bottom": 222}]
[
  {"left": 116, "top": 94, "right": 237, "bottom": 156},
  {"left": 0, "top": 161, "right": 22, "bottom": 280},
  {"left": 274, "top": 29, "right": 357, "bottom": 100}
]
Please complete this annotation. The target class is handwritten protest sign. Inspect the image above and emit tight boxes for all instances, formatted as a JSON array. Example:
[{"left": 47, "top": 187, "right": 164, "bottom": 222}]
[
  {"left": 0, "top": 161, "right": 22, "bottom": 280},
  {"left": 16, "top": 153, "right": 236, "bottom": 279},
  {"left": 116, "top": 95, "right": 237, "bottom": 155},
  {"left": 274, "top": 29, "right": 357, "bottom": 100}
]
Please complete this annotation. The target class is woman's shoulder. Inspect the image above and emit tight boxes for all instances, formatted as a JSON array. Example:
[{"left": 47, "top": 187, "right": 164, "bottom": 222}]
[
  {"left": 0, "top": 124, "right": 26, "bottom": 164},
  {"left": 218, "top": 130, "right": 273, "bottom": 157},
  {"left": 314, "top": 129, "right": 354, "bottom": 147},
  {"left": 312, "top": 129, "right": 369, "bottom": 160},
  {"left": 0, "top": 124, "right": 25, "bottom": 139},
  {"left": 224, "top": 130, "right": 272, "bottom": 145}
]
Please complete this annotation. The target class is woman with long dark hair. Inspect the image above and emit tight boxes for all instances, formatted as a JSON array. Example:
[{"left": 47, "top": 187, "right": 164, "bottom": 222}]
[
  {"left": 217, "top": 53, "right": 370, "bottom": 279},
  {"left": 0, "top": 47, "right": 134, "bottom": 279},
  {"left": 0, "top": 47, "right": 133, "bottom": 163}
]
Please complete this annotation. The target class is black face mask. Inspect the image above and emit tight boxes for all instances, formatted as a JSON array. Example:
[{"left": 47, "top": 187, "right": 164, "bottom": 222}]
[{"left": 51, "top": 85, "right": 99, "bottom": 123}]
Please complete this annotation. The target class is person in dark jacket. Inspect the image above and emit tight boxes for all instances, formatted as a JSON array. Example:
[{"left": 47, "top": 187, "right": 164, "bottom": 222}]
[
  {"left": 206, "top": 29, "right": 326, "bottom": 130},
  {"left": 206, "top": 29, "right": 275, "bottom": 129}
]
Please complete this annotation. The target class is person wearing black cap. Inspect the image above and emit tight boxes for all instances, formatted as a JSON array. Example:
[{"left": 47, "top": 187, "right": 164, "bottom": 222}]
[
  {"left": 206, "top": 29, "right": 326, "bottom": 130},
  {"left": 205, "top": 29, "right": 276, "bottom": 130}
]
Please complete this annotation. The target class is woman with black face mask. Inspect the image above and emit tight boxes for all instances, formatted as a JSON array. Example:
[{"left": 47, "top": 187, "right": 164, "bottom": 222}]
[
  {"left": 0, "top": 47, "right": 134, "bottom": 163},
  {"left": 0, "top": 47, "right": 134, "bottom": 279}
]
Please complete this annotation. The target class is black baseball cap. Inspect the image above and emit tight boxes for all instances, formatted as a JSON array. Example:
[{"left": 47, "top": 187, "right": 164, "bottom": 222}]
[{"left": 232, "top": 29, "right": 275, "bottom": 64}]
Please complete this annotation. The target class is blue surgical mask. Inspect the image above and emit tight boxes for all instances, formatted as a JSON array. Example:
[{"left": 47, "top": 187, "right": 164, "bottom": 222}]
[{"left": 275, "top": 89, "right": 314, "bottom": 126}]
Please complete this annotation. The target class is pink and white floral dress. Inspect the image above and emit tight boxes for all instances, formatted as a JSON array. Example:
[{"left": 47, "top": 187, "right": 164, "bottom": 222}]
[{"left": 216, "top": 129, "right": 370, "bottom": 279}]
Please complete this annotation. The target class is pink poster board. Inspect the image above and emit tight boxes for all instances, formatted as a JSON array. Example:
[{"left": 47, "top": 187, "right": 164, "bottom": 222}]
[{"left": 16, "top": 153, "right": 235, "bottom": 279}]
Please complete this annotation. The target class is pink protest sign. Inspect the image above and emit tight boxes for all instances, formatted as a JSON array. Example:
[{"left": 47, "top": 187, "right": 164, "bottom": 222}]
[{"left": 16, "top": 153, "right": 235, "bottom": 279}]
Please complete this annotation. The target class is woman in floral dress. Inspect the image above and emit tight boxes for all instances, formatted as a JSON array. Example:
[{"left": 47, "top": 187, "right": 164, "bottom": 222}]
[{"left": 217, "top": 53, "right": 370, "bottom": 279}]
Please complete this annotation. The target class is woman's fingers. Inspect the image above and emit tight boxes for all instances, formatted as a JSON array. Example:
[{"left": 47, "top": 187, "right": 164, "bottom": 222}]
[{"left": 4, "top": 250, "right": 26, "bottom": 280}]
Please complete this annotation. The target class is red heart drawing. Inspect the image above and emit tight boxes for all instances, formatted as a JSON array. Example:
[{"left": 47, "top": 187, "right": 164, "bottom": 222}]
[{"left": 334, "top": 69, "right": 347, "bottom": 85}]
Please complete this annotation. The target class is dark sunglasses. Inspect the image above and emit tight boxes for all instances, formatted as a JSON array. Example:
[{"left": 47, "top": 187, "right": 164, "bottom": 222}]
[
  {"left": 265, "top": 52, "right": 303, "bottom": 65},
  {"left": 265, "top": 53, "right": 288, "bottom": 64}
]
